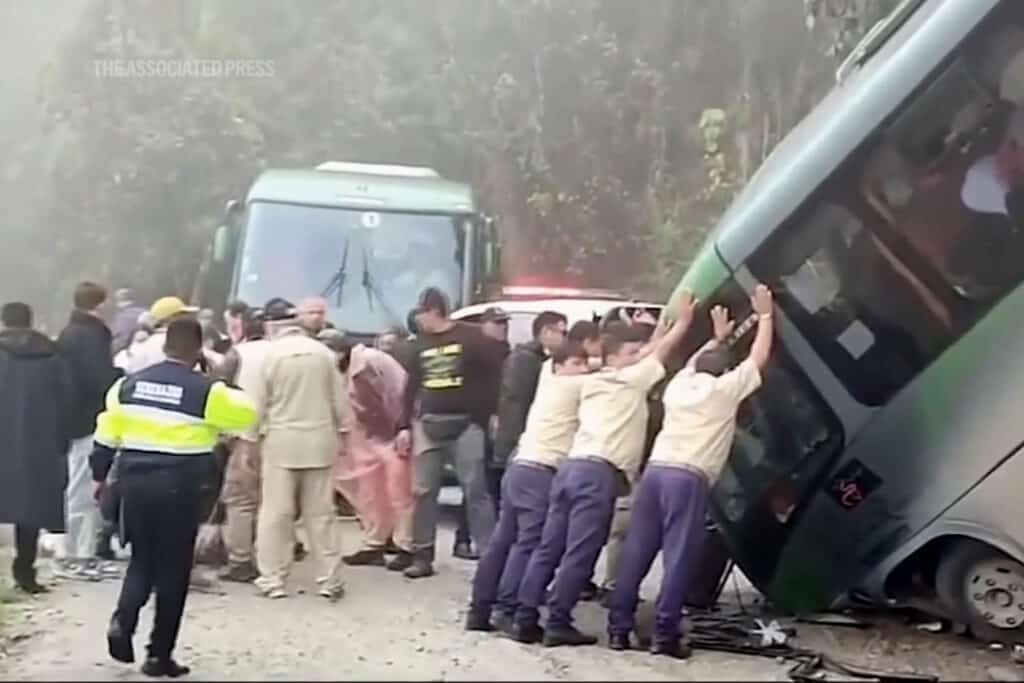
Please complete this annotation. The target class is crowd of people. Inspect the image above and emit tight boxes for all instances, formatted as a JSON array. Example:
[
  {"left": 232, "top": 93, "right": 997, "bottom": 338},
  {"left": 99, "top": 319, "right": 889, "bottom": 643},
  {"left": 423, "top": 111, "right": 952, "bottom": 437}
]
[{"left": 0, "top": 276, "right": 774, "bottom": 676}]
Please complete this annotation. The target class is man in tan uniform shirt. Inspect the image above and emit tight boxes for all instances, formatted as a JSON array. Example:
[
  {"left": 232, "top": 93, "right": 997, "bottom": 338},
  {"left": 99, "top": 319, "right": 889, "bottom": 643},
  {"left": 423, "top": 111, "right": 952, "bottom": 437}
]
[
  {"left": 250, "top": 299, "right": 345, "bottom": 600},
  {"left": 513, "top": 293, "right": 698, "bottom": 647},
  {"left": 466, "top": 341, "right": 591, "bottom": 635},
  {"left": 607, "top": 285, "right": 775, "bottom": 659}
]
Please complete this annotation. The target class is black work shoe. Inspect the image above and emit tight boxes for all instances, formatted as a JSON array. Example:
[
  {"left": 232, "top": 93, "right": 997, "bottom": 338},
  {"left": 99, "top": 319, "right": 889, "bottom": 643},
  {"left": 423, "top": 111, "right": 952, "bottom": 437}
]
[
  {"left": 386, "top": 551, "right": 414, "bottom": 572},
  {"left": 342, "top": 549, "right": 386, "bottom": 567},
  {"left": 608, "top": 633, "right": 632, "bottom": 651},
  {"left": 509, "top": 622, "right": 545, "bottom": 644},
  {"left": 107, "top": 615, "right": 135, "bottom": 664},
  {"left": 141, "top": 657, "right": 190, "bottom": 677},
  {"left": 492, "top": 612, "right": 514, "bottom": 636},
  {"left": 219, "top": 563, "right": 259, "bottom": 583},
  {"left": 543, "top": 626, "right": 599, "bottom": 648},
  {"left": 403, "top": 558, "right": 435, "bottom": 579},
  {"left": 465, "top": 610, "right": 494, "bottom": 632},
  {"left": 452, "top": 542, "right": 479, "bottom": 561},
  {"left": 13, "top": 565, "right": 49, "bottom": 595},
  {"left": 650, "top": 640, "right": 692, "bottom": 660}
]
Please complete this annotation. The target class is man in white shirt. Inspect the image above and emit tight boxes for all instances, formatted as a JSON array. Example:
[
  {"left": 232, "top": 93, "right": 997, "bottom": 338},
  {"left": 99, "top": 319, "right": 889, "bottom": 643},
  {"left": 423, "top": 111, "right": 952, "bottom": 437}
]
[
  {"left": 466, "top": 340, "right": 590, "bottom": 634},
  {"left": 512, "top": 293, "right": 697, "bottom": 647},
  {"left": 606, "top": 285, "right": 774, "bottom": 659}
]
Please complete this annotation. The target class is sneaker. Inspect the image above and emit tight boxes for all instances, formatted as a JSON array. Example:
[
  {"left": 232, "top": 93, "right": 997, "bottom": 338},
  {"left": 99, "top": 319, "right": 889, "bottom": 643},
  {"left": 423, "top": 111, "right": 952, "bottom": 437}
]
[
  {"left": 403, "top": 558, "right": 435, "bottom": 579},
  {"left": 91, "top": 559, "right": 123, "bottom": 579},
  {"left": 219, "top": 563, "right": 259, "bottom": 583},
  {"left": 342, "top": 549, "right": 385, "bottom": 567},
  {"left": 385, "top": 551, "right": 414, "bottom": 572},
  {"left": 318, "top": 584, "right": 345, "bottom": 602},
  {"left": 254, "top": 576, "right": 288, "bottom": 599},
  {"left": 53, "top": 560, "right": 101, "bottom": 582}
]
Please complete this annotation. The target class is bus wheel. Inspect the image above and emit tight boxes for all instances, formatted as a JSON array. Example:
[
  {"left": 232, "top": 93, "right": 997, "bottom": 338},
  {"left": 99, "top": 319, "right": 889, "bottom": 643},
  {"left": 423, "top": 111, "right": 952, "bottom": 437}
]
[{"left": 936, "top": 539, "right": 1024, "bottom": 643}]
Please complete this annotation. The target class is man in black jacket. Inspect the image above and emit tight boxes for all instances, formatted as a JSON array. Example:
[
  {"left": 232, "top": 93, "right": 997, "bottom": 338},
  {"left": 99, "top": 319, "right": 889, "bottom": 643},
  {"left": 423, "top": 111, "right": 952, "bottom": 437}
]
[
  {"left": 0, "top": 302, "right": 74, "bottom": 593},
  {"left": 492, "top": 311, "right": 569, "bottom": 475},
  {"left": 55, "top": 282, "right": 123, "bottom": 581}
]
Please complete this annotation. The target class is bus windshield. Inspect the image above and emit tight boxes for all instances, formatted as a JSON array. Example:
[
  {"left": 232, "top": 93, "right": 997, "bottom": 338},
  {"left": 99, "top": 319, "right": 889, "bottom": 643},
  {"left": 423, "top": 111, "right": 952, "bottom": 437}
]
[{"left": 235, "top": 202, "right": 465, "bottom": 334}]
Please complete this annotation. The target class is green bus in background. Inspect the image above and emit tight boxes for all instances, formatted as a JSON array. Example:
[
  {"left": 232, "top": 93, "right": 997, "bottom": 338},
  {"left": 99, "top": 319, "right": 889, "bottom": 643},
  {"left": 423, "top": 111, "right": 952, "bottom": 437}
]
[
  {"left": 668, "top": 0, "right": 1024, "bottom": 641},
  {"left": 207, "top": 161, "right": 501, "bottom": 339}
]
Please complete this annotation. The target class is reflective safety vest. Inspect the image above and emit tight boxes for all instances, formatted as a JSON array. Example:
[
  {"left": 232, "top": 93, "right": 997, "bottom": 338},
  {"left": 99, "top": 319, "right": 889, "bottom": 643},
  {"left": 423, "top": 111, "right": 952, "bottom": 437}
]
[{"left": 91, "top": 360, "right": 257, "bottom": 482}]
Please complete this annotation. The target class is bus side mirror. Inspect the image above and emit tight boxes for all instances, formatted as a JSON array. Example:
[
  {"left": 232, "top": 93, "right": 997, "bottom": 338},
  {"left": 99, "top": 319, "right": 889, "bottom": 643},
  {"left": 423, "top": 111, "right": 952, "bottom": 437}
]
[
  {"left": 212, "top": 224, "right": 231, "bottom": 263},
  {"left": 224, "top": 199, "right": 241, "bottom": 219}
]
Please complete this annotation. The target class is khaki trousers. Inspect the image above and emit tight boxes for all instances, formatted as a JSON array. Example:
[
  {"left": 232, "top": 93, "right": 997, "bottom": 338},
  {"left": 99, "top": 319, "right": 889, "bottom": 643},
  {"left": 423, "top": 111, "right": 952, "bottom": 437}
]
[
  {"left": 601, "top": 496, "right": 632, "bottom": 591},
  {"left": 256, "top": 464, "right": 341, "bottom": 590},
  {"left": 222, "top": 441, "right": 261, "bottom": 567}
]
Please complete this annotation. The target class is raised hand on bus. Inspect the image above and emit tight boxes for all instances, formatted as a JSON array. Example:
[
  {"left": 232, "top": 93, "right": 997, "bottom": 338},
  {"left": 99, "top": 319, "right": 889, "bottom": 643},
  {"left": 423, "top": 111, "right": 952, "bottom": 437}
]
[
  {"left": 710, "top": 305, "right": 735, "bottom": 341},
  {"left": 749, "top": 284, "right": 775, "bottom": 369},
  {"left": 751, "top": 284, "right": 774, "bottom": 316}
]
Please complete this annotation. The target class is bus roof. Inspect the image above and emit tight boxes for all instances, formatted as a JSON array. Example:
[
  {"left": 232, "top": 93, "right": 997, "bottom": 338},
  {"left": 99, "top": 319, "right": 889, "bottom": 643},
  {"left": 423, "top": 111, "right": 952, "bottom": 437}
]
[
  {"left": 694, "top": 0, "right": 996, "bottom": 276},
  {"left": 246, "top": 166, "right": 476, "bottom": 214}
]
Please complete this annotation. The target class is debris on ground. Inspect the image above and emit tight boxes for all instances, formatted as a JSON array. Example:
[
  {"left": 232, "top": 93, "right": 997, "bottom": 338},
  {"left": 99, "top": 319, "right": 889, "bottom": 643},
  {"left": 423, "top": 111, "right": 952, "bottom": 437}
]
[{"left": 988, "top": 665, "right": 1024, "bottom": 682}]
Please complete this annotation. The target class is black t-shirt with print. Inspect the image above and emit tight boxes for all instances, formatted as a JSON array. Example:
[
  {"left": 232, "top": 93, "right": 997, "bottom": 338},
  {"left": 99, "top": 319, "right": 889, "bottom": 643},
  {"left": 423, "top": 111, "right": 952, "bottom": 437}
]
[{"left": 403, "top": 322, "right": 506, "bottom": 428}]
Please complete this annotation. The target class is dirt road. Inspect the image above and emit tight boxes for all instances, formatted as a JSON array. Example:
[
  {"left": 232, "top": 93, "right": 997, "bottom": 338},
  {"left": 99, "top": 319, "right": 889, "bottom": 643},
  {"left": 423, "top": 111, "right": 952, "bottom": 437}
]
[{"left": 0, "top": 521, "right": 1011, "bottom": 681}]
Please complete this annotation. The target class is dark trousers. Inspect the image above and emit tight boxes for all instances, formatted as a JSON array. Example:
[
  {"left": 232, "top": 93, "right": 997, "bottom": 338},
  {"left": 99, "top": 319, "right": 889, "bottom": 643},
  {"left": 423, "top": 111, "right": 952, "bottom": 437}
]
[
  {"left": 514, "top": 458, "right": 619, "bottom": 630},
  {"left": 607, "top": 465, "right": 709, "bottom": 645},
  {"left": 12, "top": 525, "right": 40, "bottom": 582},
  {"left": 114, "top": 468, "right": 202, "bottom": 661},
  {"left": 469, "top": 462, "right": 555, "bottom": 618}
]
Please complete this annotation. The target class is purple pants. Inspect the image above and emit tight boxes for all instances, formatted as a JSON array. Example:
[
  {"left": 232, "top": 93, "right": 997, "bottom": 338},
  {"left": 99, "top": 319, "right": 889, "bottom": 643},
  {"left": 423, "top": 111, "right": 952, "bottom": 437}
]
[
  {"left": 469, "top": 461, "right": 556, "bottom": 618},
  {"left": 514, "top": 458, "right": 619, "bottom": 630},
  {"left": 607, "top": 465, "right": 709, "bottom": 645}
]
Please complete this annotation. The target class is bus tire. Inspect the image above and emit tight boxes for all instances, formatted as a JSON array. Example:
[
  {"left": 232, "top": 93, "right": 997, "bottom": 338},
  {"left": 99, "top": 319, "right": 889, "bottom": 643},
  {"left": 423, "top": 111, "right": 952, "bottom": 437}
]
[{"left": 935, "top": 538, "right": 1024, "bottom": 643}]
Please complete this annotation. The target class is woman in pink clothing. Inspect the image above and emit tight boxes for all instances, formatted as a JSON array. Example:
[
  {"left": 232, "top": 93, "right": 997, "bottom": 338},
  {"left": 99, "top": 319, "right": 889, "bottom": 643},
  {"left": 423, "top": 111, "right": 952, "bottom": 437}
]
[{"left": 335, "top": 343, "right": 416, "bottom": 572}]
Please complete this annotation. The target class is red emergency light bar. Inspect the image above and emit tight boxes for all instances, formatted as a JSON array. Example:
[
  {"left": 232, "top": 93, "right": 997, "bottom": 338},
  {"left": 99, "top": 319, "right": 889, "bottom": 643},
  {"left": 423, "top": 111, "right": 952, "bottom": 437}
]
[{"left": 500, "top": 285, "right": 627, "bottom": 300}]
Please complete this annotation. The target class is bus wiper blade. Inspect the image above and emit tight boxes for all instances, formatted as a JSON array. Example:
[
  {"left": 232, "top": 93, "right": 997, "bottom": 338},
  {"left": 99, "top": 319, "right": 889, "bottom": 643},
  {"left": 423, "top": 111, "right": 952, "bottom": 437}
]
[
  {"left": 360, "top": 246, "right": 402, "bottom": 327},
  {"left": 320, "top": 237, "right": 351, "bottom": 306}
]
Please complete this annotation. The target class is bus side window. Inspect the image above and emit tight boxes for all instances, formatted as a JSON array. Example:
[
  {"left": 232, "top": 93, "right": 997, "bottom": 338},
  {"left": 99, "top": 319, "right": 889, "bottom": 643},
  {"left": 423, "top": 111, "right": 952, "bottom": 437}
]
[
  {"left": 750, "top": 202, "right": 941, "bottom": 406},
  {"left": 863, "top": 4, "right": 1024, "bottom": 309},
  {"left": 752, "top": 1, "right": 1024, "bottom": 407}
]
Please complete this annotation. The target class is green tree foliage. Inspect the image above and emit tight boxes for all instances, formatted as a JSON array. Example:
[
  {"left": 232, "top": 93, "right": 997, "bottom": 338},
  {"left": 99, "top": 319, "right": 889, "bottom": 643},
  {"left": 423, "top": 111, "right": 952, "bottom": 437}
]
[{"left": 16, "top": 0, "right": 897, "bottom": 321}]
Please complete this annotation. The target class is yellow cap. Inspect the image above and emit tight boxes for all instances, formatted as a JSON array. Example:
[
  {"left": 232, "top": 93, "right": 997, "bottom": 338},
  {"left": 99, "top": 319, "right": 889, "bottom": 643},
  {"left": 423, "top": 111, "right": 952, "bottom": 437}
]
[{"left": 149, "top": 296, "right": 198, "bottom": 324}]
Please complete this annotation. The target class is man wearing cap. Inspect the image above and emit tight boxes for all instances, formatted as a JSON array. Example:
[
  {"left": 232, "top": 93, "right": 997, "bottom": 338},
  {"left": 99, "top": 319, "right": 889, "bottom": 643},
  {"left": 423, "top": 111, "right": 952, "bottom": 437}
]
[
  {"left": 400, "top": 287, "right": 506, "bottom": 579},
  {"left": 250, "top": 298, "right": 346, "bottom": 600},
  {"left": 451, "top": 306, "right": 512, "bottom": 560},
  {"left": 119, "top": 297, "right": 201, "bottom": 375}
]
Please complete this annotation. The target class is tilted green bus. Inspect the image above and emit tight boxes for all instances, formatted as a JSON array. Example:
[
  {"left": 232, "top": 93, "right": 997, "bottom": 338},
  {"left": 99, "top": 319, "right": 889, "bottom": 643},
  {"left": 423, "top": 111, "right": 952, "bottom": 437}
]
[
  {"left": 670, "top": 0, "right": 1024, "bottom": 641},
  {"left": 207, "top": 161, "right": 501, "bottom": 338}
]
